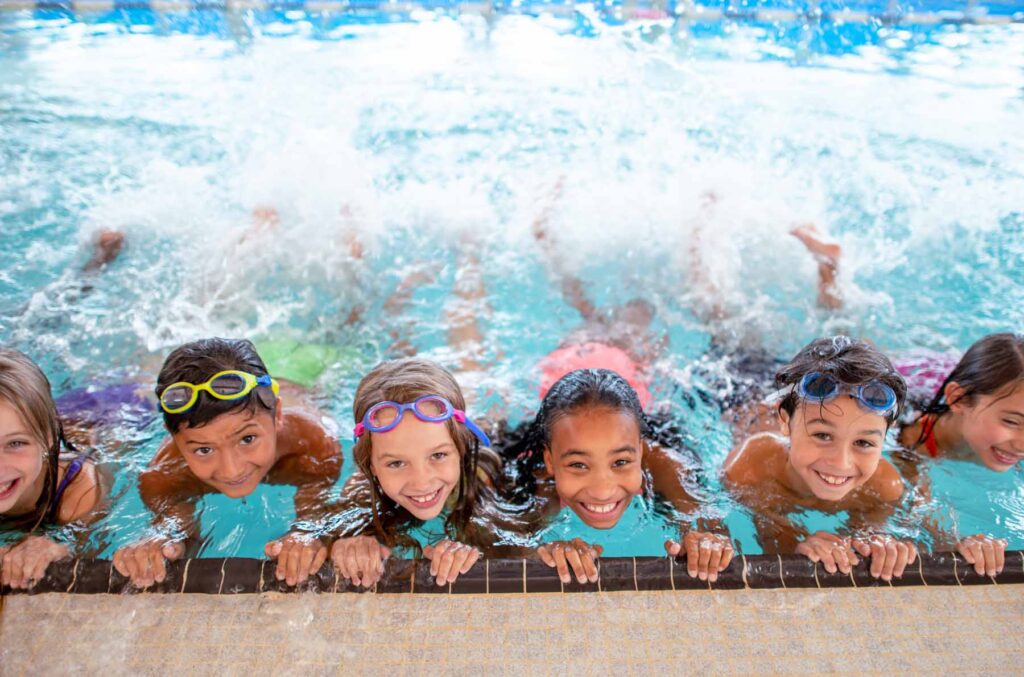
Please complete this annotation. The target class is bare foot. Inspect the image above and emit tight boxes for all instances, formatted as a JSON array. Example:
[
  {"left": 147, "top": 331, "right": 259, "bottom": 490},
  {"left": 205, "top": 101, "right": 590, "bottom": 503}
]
[
  {"left": 82, "top": 228, "right": 126, "bottom": 272},
  {"left": 790, "top": 223, "right": 842, "bottom": 310},
  {"left": 790, "top": 223, "right": 841, "bottom": 266}
]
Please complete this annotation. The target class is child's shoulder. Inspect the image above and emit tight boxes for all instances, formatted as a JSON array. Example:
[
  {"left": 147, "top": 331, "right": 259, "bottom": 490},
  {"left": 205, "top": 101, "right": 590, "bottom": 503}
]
[
  {"left": 723, "top": 432, "right": 786, "bottom": 487},
  {"left": 56, "top": 458, "right": 102, "bottom": 524},
  {"left": 867, "top": 457, "right": 904, "bottom": 503}
]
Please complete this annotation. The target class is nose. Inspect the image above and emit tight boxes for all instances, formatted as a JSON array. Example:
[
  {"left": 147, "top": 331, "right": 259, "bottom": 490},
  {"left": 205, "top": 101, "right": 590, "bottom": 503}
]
[
  {"left": 218, "top": 450, "right": 244, "bottom": 479},
  {"left": 406, "top": 463, "right": 436, "bottom": 493},
  {"left": 827, "top": 445, "right": 856, "bottom": 471},
  {"left": 587, "top": 468, "right": 618, "bottom": 501}
]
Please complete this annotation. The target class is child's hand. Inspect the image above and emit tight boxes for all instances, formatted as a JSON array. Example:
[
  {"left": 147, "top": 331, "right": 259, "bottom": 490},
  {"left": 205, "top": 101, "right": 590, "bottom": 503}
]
[
  {"left": 0, "top": 536, "right": 70, "bottom": 590},
  {"left": 330, "top": 536, "right": 391, "bottom": 588},
  {"left": 849, "top": 535, "right": 918, "bottom": 580},
  {"left": 422, "top": 540, "right": 481, "bottom": 586},
  {"left": 956, "top": 534, "right": 1007, "bottom": 577},
  {"left": 664, "top": 531, "right": 734, "bottom": 582},
  {"left": 537, "top": 538, "right": 603, "bottom": 584},
  {"left": 112, "top": 538, "right": 186, "bottom": 588},
  {"left": 796, "top": 531, "right": 862, "bottom": 574},
  {"left": 265, "top": 533, "right": 330, "bottom": 587}
]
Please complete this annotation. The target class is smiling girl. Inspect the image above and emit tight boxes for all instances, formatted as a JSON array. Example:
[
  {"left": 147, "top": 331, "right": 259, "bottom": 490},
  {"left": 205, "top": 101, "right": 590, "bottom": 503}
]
[
  {"left": 723, "top": 337, "right": 922, "bottom": 580},
  {"left": 0, "top": 349, "right": 104, "bottom": 590},
  {"left": 500, "top": 368, "right": 732, "bottom": 585},
  {"left": 329, "top": 358, "right": 510, "bottom": 588}
]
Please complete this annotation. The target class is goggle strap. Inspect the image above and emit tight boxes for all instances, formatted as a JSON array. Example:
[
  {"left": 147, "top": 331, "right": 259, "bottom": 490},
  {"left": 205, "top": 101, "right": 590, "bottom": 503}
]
[{"left": 462, "top": 416, "right": 492, "bottom": 448}]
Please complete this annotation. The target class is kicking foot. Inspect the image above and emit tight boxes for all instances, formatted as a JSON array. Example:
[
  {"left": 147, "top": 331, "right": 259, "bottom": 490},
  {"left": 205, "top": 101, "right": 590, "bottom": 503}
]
[{"left": 790, "top": 223, "right": 841, "bottom": 267}]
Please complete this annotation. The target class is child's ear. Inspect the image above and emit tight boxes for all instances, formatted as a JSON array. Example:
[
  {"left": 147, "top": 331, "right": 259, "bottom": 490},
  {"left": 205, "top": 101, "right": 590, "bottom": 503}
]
[
  {"left": 945, "top": 381, "right": 969, "bottom": 413},
  {"left": 778, "top": 408, "right": 792, "bottom": 437},
  {"left": 542, "top": 447, "right": 554, "bottom": 477},
  {"left": 274, "top": 404, "right": 284, "bottom": 427}
]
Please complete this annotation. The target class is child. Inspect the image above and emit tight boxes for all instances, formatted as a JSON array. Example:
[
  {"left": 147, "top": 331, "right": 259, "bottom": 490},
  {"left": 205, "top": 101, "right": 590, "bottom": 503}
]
[
  {"left": 0, "top": 348, "right": 103, "bottom": 589},
  {"left": 111, "top": 338, "right": 341, "bottom": 588},
  {"left": 501, "top": 368, "right": 733, "bottom": 585},
  {"left": 329, "top": 358, "right": 508, "bottom": 588},
  {"left": 894, "top": 333, "right": 1021, "bottom": 576},
  {"left": 722, "top": 337, "right": 920, "bottom": 580}
]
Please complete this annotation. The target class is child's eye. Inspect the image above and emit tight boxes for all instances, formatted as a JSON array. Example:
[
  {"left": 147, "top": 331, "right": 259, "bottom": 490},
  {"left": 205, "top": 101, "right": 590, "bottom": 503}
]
[
  {"left": 613, "top": 459, "right": 633, "bottom": 468},
  {"left": 568, "top": 462, "right": 588, "bottom": 470},
  {"left": 6, "top": 440, "right": 29, "bottom": 450},
  {"left": 240, "top": 434, "right": 257, "bottom": 445},
  {"left": 855, "top": 439, "right": 877, "bottom": 449},
  {"left": 386, "top": 460, "right": 405, "bottom": 469},
  {"left": 812, "top": 432, "right": 832, "bottom": 442},
  {"left": 1003, "top": 419, "right": 1021, "bottom": 428},
  {"left": 193, "top": 447, "right": 214, "bottom": 457},
  {"left": 431, "top": 451, "right": 449, "bottom": 461}
]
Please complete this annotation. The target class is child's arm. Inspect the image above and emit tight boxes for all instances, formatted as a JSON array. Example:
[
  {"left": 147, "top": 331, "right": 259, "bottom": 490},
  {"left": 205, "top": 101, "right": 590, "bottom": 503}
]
[
  {"left": 646, "top": 444, "right": 735, "bottom": 582},
  {"left": 112, "top": 447, "right": 204, "bottom": 588},
  {"left": 263, "top": 410, "right": 343, "bottom": 586}
]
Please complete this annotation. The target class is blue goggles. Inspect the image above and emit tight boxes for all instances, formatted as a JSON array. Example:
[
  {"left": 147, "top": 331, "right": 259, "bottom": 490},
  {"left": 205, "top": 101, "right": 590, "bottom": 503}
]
[
  {"left": 796, "top": 372, "right": 897, "bottom": 416},
  {"left": 352, "top": 394, "right": 491, "bottom": 447}
]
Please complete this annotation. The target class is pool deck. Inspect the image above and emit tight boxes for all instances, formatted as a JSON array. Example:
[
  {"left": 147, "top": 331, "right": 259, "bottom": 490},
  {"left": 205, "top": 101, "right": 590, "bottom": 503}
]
[{"left": 3, "top": 585, "right": 1023, "bottom": 674}]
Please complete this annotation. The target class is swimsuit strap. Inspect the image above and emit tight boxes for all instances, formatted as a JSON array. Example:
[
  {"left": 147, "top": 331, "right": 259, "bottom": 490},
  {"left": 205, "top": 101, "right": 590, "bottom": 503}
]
[
  {"left": 47, "top": 452, "right": 90, "bottom": 520},
  {"left": 918, "top": 414, "right": 940, "bottom": 458}
]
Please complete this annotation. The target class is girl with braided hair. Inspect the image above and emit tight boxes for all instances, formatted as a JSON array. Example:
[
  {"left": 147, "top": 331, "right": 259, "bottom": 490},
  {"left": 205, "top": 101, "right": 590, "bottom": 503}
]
[{"left": 500, "top": 368, "right": 733, "bottom": 585}]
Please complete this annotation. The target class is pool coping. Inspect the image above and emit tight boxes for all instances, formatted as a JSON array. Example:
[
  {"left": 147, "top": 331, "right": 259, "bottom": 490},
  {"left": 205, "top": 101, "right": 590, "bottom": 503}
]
[{"left": 2, "top": 551, "right": 1021, "bottom": 595}]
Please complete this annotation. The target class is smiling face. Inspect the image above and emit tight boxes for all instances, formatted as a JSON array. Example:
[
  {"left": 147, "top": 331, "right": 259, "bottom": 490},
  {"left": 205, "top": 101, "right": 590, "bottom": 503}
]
[
  {"left": 0, "top": 400, "right": 47, "bottom": 515},
  {"left": 780, "top": 396, "right": 887, "bottom": 501},
  {"left": 950, "top": 382, "right": 1024, "bottom": 471},
  {"left": 170, "top": 406, "right": 281, "bottom": 498},
  {"left": 369, "top": 415, "right": 462, "bottom": 521},
  {"left": 543, "top": 407, "right": 643, "bottom": 529}
]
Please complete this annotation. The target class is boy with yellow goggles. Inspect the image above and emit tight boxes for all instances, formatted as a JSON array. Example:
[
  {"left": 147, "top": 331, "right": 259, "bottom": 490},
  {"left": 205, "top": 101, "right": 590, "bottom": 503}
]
[{"left": 159, "top": 370, "right": 280, "bottom": 414}]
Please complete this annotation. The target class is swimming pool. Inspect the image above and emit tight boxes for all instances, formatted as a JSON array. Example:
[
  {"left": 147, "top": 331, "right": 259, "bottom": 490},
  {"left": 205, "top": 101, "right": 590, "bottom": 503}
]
[{"left": 1, "top": 0, "right": 1023, "bottom": 563}]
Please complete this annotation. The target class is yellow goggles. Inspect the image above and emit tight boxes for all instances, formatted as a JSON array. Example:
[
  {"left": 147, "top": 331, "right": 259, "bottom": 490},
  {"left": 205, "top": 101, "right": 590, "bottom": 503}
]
[{"left": 159, "top": 370, "right": 279, "bottom": 415}]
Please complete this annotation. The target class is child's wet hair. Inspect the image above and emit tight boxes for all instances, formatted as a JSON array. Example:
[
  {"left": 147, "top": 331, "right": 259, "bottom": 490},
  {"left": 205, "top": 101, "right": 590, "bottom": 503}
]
[
  {"left": 0, "top": 348, "right": 72, "bottom": 531},
  {"left": 350, "top": 357, "right": 498, "bottom": 550},
  {"left": 156, "top": 338, "right": 275, "bottom": 434},
  {"left": 919, "top": 332, "right": 1024, "bottom": 418},
  {"left": 775, "top": 336, "right": 907, "bottom": 426},
  {"left": 498, "top": 368, "right": 681, "bottom": 503}
]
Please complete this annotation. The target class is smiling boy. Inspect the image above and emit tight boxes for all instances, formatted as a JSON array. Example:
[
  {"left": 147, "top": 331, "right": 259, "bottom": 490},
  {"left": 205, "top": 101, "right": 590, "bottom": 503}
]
[{"left": 112, "top": 338, "right": 341, "bottom": 588}]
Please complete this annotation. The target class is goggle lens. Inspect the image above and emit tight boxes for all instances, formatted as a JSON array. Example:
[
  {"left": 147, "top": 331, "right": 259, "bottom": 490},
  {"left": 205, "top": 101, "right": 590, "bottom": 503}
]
[
  {"left": 367, "top": 403, "right": 400, "bottom": 428},
  {"left": 860, "top": 382, "right": 895, "bottom": 410},
  {"left": 801, "top": 374, "right": 838, "bottom": 400},
  {"left": 161, "top": 386, "right": 193, "bottom": 409},
  {"left": 210, "top": 373, "right": 248, "bottom": 396},
  {"left": 413, "top": 396, "right": 450, "bottom": 420}
]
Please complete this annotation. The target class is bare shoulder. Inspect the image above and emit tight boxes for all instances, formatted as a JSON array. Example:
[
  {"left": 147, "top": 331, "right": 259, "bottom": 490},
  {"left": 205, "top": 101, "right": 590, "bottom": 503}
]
[
  {"left": 56, "top": 459, "right": 102, "bottom": 524},
  {"left": 723, "top": 432, "right": 786, "bottom": 487},
  {"left": 868, "top": 457, "right": 905, "bottom": 503},
  {"left": 276, "top": 408, "right": 342, "bottom": 479}
]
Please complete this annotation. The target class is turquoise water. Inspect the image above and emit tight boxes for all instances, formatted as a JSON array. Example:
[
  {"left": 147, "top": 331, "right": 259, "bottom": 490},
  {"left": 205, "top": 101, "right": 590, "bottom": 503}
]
[{"left": 1, "top": 8, "right": 1023, "bottom": 557}]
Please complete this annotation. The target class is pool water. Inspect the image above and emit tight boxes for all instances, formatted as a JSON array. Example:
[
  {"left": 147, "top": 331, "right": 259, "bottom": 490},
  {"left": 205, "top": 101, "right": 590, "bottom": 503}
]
[{"left": 1, "top": 5, "right": 1022, "bottom": 558}]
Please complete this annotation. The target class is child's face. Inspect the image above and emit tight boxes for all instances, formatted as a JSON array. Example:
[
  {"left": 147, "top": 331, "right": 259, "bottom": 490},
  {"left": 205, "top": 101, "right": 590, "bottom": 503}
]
[
  {"left": 543, "top": 407, "right": 643, "bottom": 529},
  {"left": 781, "top": 396, "right": 887, "bottom": 501},
  {"left": 0, "top": 401, "right": 46, "bottom": 514},
  {"left": 171, "top": 407, "right": 281, "bottom": 498},
  {"left": 370, "top": 416, "right": 462, "bottom": 521},
  {"left": 951, "top": 383, "right": 1024, "bottom": 471}
]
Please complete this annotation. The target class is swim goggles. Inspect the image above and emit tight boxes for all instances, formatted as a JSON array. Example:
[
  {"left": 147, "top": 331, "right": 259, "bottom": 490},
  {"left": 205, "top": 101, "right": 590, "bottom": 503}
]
[
  {"left": 796, "top": 372, "right": 897, "bottom": 415},
  {"left": 353, "top": 394, "right": 491, "bottom": 447},
  {"left": 159, "top": 370, "right": 280, "bottom": 414}
]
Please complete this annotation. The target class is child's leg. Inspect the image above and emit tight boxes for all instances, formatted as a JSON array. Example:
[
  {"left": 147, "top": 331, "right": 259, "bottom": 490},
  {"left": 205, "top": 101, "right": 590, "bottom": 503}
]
[
  {"left": 82, "top": 228, "right": 125, "bottom": 273},
  {"left": 790, "top": 223, "right": 842, "bottom": 310},
  {"left": 446, "top": 248, "right": 488, "bottom": 373}
]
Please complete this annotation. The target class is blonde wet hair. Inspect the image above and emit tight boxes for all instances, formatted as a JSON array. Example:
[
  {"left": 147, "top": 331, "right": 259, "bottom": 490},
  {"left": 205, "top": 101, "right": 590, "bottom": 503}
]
[{"left": 0, "top": 348, "right": 64, "bottom": 530}]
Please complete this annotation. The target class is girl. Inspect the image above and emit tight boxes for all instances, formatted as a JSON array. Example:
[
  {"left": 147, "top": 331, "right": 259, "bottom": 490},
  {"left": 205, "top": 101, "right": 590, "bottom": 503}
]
[
  {"left": 0, "top": 348, "right": 103, "bottom": 590},
  {"left": 895, "top": 332, "right": 1021, "bottom": 576},
  {"left": 501, "top": 368, "right": 733, "bottom": 585},
  {"left": 722, "top": 336, "right": 920, "bottom": 580},
  {"left": 329, "top": 357, "right": 513, "bottom": 588}
]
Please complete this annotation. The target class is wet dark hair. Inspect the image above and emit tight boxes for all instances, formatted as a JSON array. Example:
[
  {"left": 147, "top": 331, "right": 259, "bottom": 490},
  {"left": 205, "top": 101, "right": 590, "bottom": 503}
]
[
  {"left": 775, "top": 336, "right": 907, "bottom": 426},
  {"left": 917, "top": 332, "right": 1024, "bottom": 421},
  {"left": 156, "top": 338, "right": 276, "bottom": 434},
  {"left": 498, "top": 368, "right": 685, "bottom": 503}
]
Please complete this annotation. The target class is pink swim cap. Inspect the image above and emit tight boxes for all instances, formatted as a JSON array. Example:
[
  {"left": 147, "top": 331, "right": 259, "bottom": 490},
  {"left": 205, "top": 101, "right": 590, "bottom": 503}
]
[{"left": 537, "top": 342, "right": 653, "bottom": 409}]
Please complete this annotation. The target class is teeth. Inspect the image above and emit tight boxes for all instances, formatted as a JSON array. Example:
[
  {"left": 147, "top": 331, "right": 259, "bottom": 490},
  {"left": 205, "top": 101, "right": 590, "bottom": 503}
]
[
  {"left": 583, "top": 502, "right": 617, "bottom": 514},
  {"left": 815, "top": 471, "right": 851, "bottom": 486},
  {"left": 0, "top": 479, "right": 15, "bottom": 494},
  {"left": 409, "top": 489, "right": 440, "bottom": 504}
]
